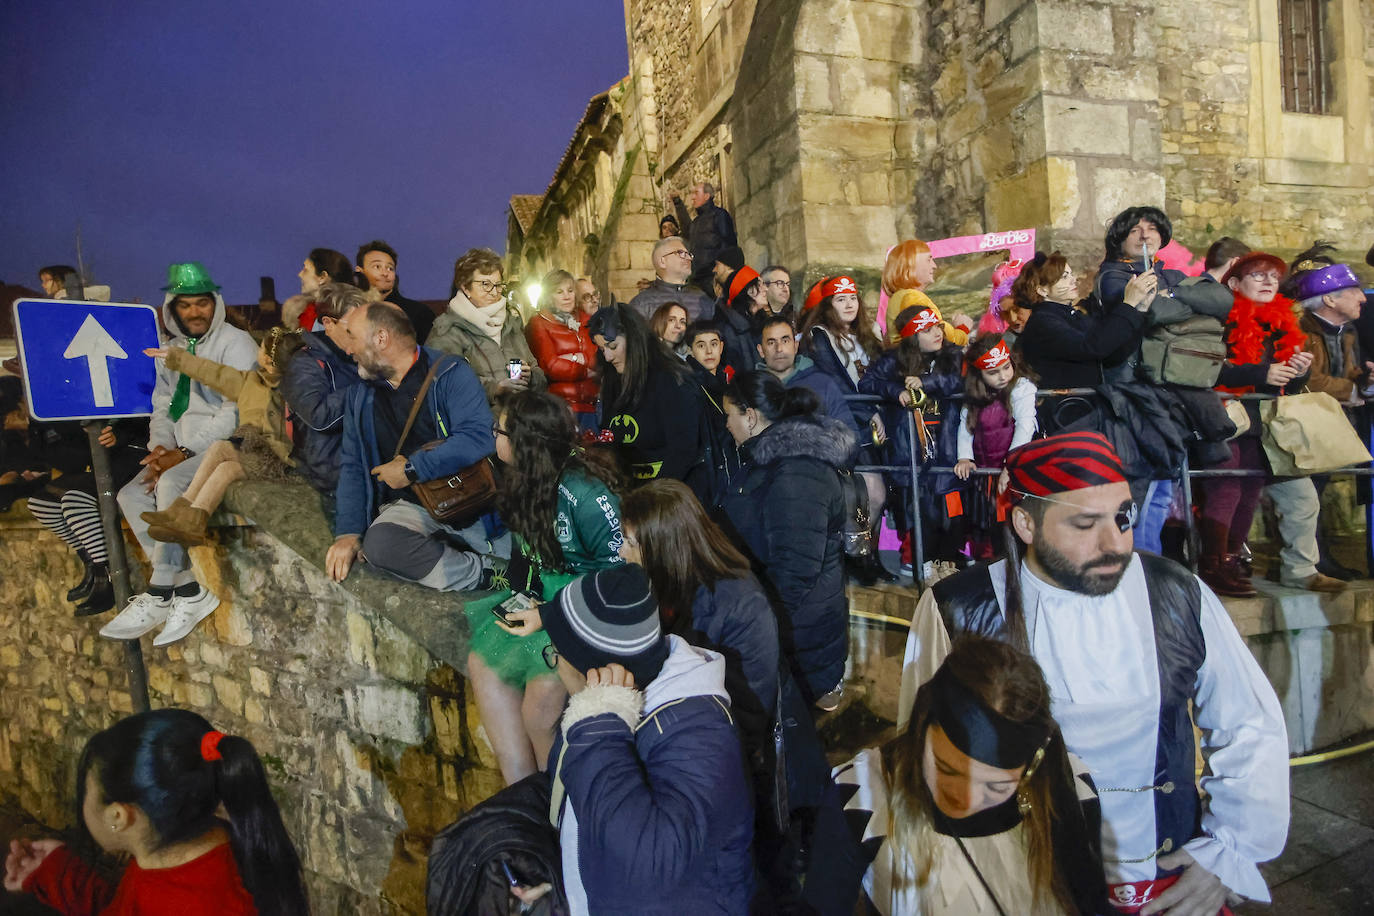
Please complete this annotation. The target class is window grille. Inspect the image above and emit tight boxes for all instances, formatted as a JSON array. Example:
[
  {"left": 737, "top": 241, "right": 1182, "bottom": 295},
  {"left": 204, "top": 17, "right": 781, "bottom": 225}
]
[{"left": 1279, "top": 0, "right": 1331, "bottom": 114}]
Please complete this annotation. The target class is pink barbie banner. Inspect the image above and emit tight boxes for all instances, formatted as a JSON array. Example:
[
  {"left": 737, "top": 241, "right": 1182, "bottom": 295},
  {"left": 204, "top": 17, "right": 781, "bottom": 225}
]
[{"left": 927, "top": 228, "right": 1038, "bottom": 263}]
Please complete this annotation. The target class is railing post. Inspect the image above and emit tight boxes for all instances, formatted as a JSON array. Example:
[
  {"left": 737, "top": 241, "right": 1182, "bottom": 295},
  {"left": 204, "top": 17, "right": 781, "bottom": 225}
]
[
  {"left": 908, "top": 409, "right": 925, "bottom": 589},
  {"left": 1179, "top": 451, "right": 1197, "bottom": 574}
]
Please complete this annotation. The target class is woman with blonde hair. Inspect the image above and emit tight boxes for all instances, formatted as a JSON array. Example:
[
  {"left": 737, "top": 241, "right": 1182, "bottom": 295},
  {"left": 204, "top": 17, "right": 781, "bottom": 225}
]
[{"left": 805, "top": 635, "right": 1106, "bottom": 915}]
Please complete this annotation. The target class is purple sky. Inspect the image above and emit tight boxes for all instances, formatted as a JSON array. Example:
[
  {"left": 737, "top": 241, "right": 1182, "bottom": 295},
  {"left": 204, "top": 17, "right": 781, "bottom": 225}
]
[{"left": 0, "top": 1, "right": 628, "bottom": 305}]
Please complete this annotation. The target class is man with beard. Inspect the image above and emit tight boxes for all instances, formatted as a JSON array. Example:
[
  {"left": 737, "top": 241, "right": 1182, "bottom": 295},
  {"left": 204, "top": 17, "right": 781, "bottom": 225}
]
[
  {"left": 326, "top": 301, "right": 506, "bottom": 591},
  {"left": 897, "top": 432, "right": 1288, "bottom": 916}
]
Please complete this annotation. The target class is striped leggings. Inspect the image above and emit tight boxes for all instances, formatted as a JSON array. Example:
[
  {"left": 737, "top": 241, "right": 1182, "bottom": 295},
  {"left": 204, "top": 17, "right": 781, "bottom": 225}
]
[{"left": 26, "top": 488, "right": 109, "bottom": 564}]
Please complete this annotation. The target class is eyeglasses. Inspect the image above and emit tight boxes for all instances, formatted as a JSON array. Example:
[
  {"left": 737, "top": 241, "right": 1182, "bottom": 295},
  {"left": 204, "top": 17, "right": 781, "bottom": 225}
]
[
  {"left": 470, "top": 279, "right": 505, "bottom": 294},
  {"left": 491, "top": 424, "right": 508, "bottom": 437},
  {"left": 542, "top": 643, "right": 559, "bottom": 670},
  {"left": 664, "top": 249, "right": 693, "bottom": 260},
  {"left": 580, "top": 291, "right": 601, "bottom": 303},
  {"left": 763, "top": 279, "right": 791, "bottom": 289},
  {"left": 1245, "top": 271, "right": 1280, "bottom": 283}
]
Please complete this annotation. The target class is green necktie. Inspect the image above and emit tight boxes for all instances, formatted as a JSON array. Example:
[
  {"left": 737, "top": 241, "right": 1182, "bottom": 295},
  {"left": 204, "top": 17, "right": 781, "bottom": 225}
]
[{"left": 167, "top": 337, "right": 197, "bottom": 421}]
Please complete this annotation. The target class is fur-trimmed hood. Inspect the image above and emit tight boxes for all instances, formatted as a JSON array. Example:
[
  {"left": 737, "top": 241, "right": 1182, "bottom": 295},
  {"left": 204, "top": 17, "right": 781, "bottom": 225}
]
[{"left": 747, "top": 412, "right": 855, "bottom": 469}]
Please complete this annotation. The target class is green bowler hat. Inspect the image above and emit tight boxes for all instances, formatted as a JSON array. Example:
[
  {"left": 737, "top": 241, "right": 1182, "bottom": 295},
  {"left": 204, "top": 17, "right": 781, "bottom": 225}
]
[{"left": 161, "top": 261, "right": 221, "bottom": 295}]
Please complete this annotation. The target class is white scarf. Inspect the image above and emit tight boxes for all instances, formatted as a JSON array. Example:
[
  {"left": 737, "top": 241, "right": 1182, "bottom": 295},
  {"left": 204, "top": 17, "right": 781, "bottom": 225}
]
[{"left": 449, "top": 290, "right": 507, "bottom": 341}]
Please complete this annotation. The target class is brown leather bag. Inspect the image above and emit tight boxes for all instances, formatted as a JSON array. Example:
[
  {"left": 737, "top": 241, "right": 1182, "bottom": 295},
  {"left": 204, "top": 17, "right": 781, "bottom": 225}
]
[{"left": 394, "top": 358, "right": 498, "bottom": 526}]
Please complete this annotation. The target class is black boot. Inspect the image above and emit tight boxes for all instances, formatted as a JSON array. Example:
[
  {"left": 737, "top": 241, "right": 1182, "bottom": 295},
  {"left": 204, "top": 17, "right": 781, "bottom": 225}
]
[
  {"left": 844, "top": 554, "right": 877, "bottom": 587},
  {"left": 74, "top": 566, "right": 114, "bottom": 616},
  {"left": 864, "top": 551, "right": 899, "bottom": 583},
  {"left": 67, "top": 549, "right": 97, "bottom": 602}
]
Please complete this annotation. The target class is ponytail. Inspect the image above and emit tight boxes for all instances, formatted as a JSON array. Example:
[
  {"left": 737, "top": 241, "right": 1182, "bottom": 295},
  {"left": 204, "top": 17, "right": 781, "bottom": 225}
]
[
  {"left": 723, "top": 369, "right": 820, "bottom": 422},
  {"left": 79, "top": 710, "right": 309, "bottom": 916},
  {"left": 213, "top": 735, "right": 310, "bottom": 916}
]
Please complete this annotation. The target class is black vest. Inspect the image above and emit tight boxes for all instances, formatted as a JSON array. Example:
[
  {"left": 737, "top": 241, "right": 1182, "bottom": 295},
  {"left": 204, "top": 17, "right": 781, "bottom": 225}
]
[{"left": 931, "top": 552, "right": 1206, "bottom": 876}]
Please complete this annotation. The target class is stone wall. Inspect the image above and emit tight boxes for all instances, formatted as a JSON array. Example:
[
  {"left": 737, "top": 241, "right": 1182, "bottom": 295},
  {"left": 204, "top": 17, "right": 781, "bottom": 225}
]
[{"left": 0, "top": 485, "right": 502, "bottom": 915}]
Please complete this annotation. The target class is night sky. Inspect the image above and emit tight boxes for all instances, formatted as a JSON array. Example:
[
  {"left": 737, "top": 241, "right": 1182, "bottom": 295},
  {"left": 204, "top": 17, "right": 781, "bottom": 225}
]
[{"left": 0, "top": 1, "right": 629, "bottom": 305}]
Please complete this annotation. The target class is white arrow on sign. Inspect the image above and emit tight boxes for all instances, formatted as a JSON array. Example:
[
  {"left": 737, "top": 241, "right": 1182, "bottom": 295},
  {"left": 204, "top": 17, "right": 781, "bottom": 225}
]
[{"left": 63, "top": 314, "right": 129, "bottom": 408}]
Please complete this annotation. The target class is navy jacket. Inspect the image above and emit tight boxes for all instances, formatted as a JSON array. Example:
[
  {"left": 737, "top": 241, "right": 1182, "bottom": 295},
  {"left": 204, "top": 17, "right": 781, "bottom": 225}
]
[
  {"left": 334, "top": 348, "right": 493, "bottom": 537},
  {"left": 860, "top": 346, "right": 964, "bottom": 504},
  {"left": 720, "top": 413, "right": 853, "bottom": 702},
  {"left": 777, "top": 356, "right": 854, "bottom": 429},
  {"left": 280, "top": 330, "right": 363, "bottom": 494},
  {"left": 552, "top": 636, "right": 754, "bottom": 915}
]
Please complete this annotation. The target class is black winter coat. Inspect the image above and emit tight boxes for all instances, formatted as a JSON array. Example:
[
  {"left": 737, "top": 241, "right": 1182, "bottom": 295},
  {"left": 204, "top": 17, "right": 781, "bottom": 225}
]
[
  {"left": 1019, "top": 298, "right": 1148, "bottom": 389},
  {"left": 719, "top": 413, "right": 854, "bottom": 703},
  {"left": 426, "top": 772, "right": 565, "bottom": 916}
]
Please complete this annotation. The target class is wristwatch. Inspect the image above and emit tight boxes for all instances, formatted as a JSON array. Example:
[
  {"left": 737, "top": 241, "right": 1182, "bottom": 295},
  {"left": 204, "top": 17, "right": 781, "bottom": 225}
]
[
  {"left": 403, "top": 460, "right": 419, "bottom": 483},
  {"left": 177, "top": 446, "right": 193, "bottom": 459}
]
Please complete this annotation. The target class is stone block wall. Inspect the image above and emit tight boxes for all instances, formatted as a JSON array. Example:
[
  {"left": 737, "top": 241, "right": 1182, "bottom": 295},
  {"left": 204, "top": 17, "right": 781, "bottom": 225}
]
[
  {"left": 0, "top": 499, "right": 502, "bottom": 915},
  {"left": 1155, "top": 0, "right": 1374, "bottom": 253}
]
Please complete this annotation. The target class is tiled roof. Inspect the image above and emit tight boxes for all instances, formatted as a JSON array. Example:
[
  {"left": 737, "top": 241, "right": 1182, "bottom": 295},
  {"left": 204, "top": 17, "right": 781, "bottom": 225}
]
[{"left": 508, "top": 195, "right": 544, "bottom": 234}]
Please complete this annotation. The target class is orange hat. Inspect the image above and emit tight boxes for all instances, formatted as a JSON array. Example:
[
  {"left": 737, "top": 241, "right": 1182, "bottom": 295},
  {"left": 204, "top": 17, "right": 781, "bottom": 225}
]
[
  {"left": 803, "top": 277, "right": 831, "bottom": 310},
  {"left": 726, "top": 266, "right": 760, "bottom": 305}
]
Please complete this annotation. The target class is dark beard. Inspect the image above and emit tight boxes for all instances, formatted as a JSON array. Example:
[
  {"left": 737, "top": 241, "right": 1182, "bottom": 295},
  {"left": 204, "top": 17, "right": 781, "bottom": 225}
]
[
  {"left": 1031, "top": 540, "right": 1131, "bottom": 596},
  {"left": 356, "top": 347, "right": 394, "bottom": 381}
]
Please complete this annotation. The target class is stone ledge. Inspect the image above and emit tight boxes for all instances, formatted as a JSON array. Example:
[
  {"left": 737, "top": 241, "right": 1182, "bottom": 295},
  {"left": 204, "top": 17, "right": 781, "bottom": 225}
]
[{"left": 220, "top": 480, "right": 478, "bottom": 676}]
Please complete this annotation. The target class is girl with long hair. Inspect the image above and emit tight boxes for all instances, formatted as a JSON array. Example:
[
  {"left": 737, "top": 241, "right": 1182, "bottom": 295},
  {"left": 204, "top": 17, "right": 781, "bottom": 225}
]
[
  {"left": 860, "top": 302, "right": 967, "bottom": 570},
  {"left": 284, "top": 246, "right": 354, "bottom": 330},
  {"left": 649, "top": 301, "right": 690, "bottom": 356},
  {"left": 800, "top": 276, "right": 894, "bottom": 583},
  {"left": 720, "top": 371, "right": 853, "bottom": 709},
  {"left": 805, "top": 636, "right": 1105, "bottom": 915},
  {"left": 525, "top": 268, "right": 600, "bottom": 430},
  {"left": 588, "top": 303, "right": 707, "bottom": 494},
  {"left": 462, "top": 390, "right": 626, "bottom": 784},
  {"left": 4, "top": 709, "right": 308, "bottom": 916},
  {"left": 621, "top": 478, "right": 832, "bottom": 900},
  {"left": 954, "top": 336, "right": 1038, "bottom": 559}
]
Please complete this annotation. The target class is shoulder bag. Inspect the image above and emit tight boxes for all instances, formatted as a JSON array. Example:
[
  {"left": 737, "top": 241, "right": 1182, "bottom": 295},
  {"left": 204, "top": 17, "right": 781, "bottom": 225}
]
[{"left": 395, "top": 358, "right": 499, "bottom": 526}]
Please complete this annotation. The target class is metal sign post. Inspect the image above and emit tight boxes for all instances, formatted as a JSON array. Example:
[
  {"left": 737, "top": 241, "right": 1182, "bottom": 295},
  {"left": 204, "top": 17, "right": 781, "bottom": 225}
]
[{"left": 12, "top": 297, "right": 158, "bottom": 713}]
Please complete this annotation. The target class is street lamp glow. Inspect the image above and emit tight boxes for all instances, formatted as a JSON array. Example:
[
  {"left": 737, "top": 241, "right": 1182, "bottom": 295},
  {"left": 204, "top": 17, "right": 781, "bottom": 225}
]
[{"left": 525, "top": 282, "right": 542, "bottom": 310}]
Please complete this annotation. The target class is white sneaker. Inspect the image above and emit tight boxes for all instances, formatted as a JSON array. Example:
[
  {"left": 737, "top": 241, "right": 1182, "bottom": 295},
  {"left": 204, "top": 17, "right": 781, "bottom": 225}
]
[
  {"left": 152, "top": 587, "right": 221, "bottom": 646},
  {"left": 100, "top": 592, "right": 173, "bottom": 640}
]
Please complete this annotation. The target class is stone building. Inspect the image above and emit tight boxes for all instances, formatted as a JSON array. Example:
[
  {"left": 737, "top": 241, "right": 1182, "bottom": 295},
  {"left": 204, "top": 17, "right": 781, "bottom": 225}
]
[{"left": 507, "top": 0, "right": 1373, "bottom": 303}]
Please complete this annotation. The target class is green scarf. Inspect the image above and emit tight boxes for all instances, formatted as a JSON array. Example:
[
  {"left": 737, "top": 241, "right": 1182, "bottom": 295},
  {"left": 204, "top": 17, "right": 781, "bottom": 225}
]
[{"left": 167, "top": 337, "right": 197, "bottom": 421}]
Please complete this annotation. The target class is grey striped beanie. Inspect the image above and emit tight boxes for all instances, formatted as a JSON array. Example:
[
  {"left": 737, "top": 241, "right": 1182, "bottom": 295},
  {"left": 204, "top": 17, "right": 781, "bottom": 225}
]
[{"left": 540, "top": 564, "right": 668, "bottom": 685}]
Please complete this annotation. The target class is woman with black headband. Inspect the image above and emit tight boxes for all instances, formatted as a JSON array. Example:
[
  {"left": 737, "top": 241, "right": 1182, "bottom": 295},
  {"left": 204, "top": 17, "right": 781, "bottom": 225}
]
[{"left": 805, "top": 635, "right": 1106, "bottom": 915}]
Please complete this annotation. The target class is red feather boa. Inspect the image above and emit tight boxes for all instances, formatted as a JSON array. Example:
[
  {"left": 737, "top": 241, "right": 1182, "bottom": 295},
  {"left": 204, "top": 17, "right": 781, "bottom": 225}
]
[{"left": 1220, "top": 294, "right": 1306, "bottom": 394}]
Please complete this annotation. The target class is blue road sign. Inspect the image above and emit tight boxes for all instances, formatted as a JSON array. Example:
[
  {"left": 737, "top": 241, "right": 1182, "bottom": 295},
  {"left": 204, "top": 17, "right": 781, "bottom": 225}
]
[{"left": 13, "top": 298, "right": 162, "bottom": 421}]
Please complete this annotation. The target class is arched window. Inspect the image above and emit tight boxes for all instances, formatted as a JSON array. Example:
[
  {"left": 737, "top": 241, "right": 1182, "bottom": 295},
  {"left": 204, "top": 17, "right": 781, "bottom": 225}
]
[{"left": 1279, "top": 0, "right": 1331, "bottom": 113}]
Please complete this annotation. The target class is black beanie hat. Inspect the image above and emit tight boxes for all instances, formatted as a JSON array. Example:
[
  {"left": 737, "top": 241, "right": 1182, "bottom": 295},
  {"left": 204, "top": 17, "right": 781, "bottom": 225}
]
[
  {"left": 716, "top": 245, "right": 746, "bottom": 271},
  {"left": 540, "top": 564, "right": 668, "bottom": 686}
]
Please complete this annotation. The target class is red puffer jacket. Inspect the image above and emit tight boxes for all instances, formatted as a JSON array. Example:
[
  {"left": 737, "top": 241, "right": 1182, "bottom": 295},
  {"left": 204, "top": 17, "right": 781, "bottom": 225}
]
[{"left": 526, "top": 310, "right": 600, "bottom": 413}]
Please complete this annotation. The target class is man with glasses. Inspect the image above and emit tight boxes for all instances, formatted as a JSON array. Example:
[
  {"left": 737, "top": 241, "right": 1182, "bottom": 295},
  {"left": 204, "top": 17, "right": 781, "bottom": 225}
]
[
  {"left": 355, "top": 239, "right": 437, "bottom": 343},
  {"left": 628, "top": 236, "right": 713, "bottom": 322},
  {"left": 574, "top": 278, "right": 602, "bottom": 323},
  {"left": 898, "top": 432, "right": 1289, "bottom": 916},
  {"left": 759, "top": 265, "right": 796, "bottom": 322}
]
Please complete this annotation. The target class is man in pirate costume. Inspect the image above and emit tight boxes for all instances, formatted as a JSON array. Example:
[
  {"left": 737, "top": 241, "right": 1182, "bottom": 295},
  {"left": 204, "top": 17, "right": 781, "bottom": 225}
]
[{"left": 898, "top": 431, "right": 1288, "bottom": 914}]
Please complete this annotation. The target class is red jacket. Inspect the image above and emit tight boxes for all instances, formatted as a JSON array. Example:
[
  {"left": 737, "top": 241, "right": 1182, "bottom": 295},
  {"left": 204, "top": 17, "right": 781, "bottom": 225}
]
[
  {"left": 24, "top": 842, "right": 257, "bottom": 915},
  {"left": 526, "top": 310, "right": 600, "bottom": 413}
]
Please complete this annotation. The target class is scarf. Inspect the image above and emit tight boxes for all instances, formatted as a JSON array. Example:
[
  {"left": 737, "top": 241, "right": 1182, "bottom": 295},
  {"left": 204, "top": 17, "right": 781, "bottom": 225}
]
[
  {"left": 449, "top": 291, "right": 507, "bottom": 341},
  {"left": 1220, "top": 293, "right": 1306, "bottom": 394},
  {"left": 543, "top": 308, "right": 581, "bottom": 332},
  {"left": 167, "top": 337, "right": 197, "bottom": 421}
]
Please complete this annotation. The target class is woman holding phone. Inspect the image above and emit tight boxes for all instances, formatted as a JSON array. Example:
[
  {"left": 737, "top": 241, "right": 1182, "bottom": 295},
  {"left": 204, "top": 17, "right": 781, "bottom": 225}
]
[
  {"left": 428, "top": 247, "right": 545, "bottom": 403},
  {"left": 462, "top": 391, "right": 626, "bottom": 784}
]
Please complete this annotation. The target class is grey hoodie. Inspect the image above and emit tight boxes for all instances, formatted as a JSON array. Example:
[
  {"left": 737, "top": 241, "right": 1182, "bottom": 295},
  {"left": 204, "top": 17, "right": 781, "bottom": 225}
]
[{"left": 148, "top": 291, "right": 258, "bottom": 453}]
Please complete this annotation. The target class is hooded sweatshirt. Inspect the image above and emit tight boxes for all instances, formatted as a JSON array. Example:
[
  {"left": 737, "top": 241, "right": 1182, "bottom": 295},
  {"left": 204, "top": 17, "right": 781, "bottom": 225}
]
[
  {"left": 553, "top": 635, "right": 754, "bottom": 915},
  {"left": 148, "top": 292, "right": 258, "bottom": 454}
]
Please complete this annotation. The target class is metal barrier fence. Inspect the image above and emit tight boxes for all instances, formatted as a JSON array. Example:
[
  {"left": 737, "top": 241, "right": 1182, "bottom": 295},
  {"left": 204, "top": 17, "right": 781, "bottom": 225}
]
[{"left": 842, "top": 390, "right": 1374, "bottom": 588}]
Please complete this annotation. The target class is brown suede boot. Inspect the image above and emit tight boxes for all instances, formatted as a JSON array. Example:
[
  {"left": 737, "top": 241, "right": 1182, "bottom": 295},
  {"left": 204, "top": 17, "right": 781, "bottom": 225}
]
[
  {"left": 1219, "top": 555, "right": 1258, "bottom": 597},
  {"left": 148, "top": 504, "right": 209, "bottom": 547},
  {"left": 140, "top": 496, "right": 192, "bottom": 528}
]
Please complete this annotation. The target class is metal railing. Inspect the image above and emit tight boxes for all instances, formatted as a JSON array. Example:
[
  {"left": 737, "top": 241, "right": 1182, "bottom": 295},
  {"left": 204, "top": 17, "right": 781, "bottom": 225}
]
[{"left": 843, "top": 389, "right": 1374, "bottom": 588}]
